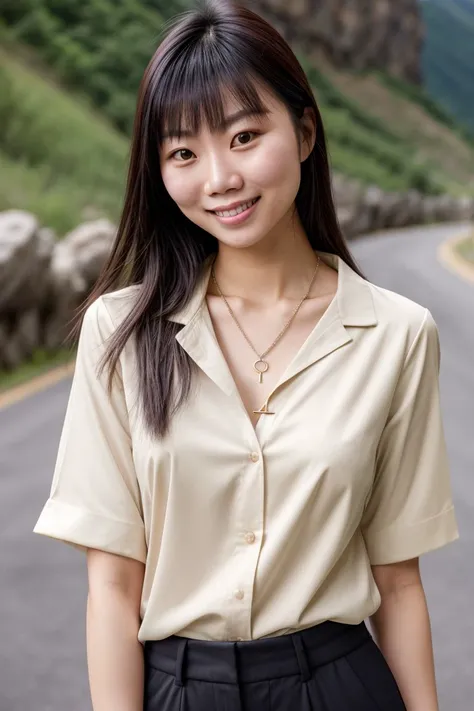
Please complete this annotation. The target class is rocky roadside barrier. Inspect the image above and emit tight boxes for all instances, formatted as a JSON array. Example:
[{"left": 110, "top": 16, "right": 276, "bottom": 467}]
[{"left": 1, "top": 175, "right": 473, "bottom": 371}]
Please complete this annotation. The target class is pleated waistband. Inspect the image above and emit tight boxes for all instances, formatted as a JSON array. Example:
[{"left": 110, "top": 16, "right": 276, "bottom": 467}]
[{"left": 144, "top": 620, "right": 372, "bottom": 685}]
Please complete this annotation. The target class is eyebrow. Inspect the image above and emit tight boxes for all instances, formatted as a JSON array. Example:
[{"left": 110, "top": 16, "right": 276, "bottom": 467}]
[{"left": 161, "top": 108, "right": 270, "bottom": 140}]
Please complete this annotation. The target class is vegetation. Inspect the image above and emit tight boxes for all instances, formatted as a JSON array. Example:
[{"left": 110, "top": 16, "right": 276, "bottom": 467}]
[
  {"left": 375, "top": 70, "right": 474, "bottom": 146},
  {"left": 0, "top": 347, "right": 76, "bottom": 393},
  {"left": 299, "top": 57, "right": 474, "bottom": 197},
  {"left": 0, "top": 0, "right": 191, "bottom": 135},
  {"left": 300, "top": 61, "right": 447, "bottom": 195},
  {"left": 0, "top": 46, "right": 129, "bottom": 234}
]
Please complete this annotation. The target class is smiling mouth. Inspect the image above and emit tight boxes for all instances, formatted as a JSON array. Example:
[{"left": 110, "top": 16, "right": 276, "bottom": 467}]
[{"left": 211, "top": 197, "right": 260, "bottom": 217}]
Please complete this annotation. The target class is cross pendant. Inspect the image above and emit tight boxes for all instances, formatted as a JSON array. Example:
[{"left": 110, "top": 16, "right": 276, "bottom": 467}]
[{"left": 253, "top": 401, "right": 275, "bottom": 416}]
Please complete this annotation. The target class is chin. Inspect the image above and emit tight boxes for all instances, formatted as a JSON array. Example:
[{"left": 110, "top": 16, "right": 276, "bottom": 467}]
[{"left": 215, "top": 231, "right": 268, "bottom": 250}]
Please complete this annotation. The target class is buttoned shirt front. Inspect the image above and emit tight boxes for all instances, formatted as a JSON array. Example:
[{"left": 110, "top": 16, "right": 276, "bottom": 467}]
[{"left": 33, "top": 252, "right": 459, "bottom": 643}]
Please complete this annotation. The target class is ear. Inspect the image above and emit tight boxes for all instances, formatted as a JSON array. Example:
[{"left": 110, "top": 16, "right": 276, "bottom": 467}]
[{"left": 299, "top": 107, "right": 317, "bottom": 162}]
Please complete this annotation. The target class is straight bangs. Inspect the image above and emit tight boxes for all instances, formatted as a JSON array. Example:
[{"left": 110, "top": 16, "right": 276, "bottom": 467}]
[{"left": 153, "top": 45, "right": 272, "bottom": 145}]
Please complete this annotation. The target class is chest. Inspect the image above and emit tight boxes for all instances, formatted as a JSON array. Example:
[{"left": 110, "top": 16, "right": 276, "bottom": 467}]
[{"left": 206, "top": 294, "right": 336, "bottom": 428}]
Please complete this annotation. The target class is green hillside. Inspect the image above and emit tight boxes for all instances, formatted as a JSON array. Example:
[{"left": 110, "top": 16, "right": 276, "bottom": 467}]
[
  {"left": 421, "top": 0, "right": 474, "bottom": 134},
  {"left": 0, "top": 41, "right": 129, "bottom": 234},
  {"left": 0, "top": 0, "right": 187, "bottom": 135}
]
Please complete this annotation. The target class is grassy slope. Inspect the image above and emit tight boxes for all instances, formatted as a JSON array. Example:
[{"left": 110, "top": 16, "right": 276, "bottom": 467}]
[
  {"left": 0, "top": 43, "right": 129, "bottom": 235},
  {"left": 420, "top": 0, "right": 474, "bottom": 134},
  {"left": 314, "top": 55, "right": 474, "bottom": 196}
]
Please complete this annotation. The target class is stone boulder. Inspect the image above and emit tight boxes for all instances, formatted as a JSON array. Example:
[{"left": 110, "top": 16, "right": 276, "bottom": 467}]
[
  {"left": 0, "top": 213, "right": 118, "bottom": 365},
  {"left": 0, "top": 210, "right": 53, "bottom": 314}
]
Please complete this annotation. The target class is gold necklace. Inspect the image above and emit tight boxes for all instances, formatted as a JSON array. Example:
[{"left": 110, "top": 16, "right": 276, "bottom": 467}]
[{"left": 210, "top": 255, "right": 321, "bottom": 385}]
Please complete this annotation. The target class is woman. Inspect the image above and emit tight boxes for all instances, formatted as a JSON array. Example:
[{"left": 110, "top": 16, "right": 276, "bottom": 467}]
[{"left": 33, "top": 1, "right": 459, "bottom": 709}]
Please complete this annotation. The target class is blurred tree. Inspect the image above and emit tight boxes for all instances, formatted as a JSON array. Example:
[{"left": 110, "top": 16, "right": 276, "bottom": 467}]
[{"left": 0, "top": 0, "right": 189, "bottom": 134}]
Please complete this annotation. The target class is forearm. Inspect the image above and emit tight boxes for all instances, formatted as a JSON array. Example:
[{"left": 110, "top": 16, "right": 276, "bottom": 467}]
[
  {"left": 86, "top": 589, "right": 144, "bottom": 711},
  {"left": 369, "top": 582, "right": 439, "bottom": 711}
]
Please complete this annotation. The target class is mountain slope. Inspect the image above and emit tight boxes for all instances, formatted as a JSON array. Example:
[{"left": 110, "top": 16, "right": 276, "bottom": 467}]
[
  {"left": 0, "top": 43, "right": 128, "bottom": 234},
  {"left": 421, "top": 0, "right": 474, "bottom": 133}
]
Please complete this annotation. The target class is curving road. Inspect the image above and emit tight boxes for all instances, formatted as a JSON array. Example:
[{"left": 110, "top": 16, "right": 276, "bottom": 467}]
[{"left": 0, "top": 222, "right": 472, "bottom": 711}]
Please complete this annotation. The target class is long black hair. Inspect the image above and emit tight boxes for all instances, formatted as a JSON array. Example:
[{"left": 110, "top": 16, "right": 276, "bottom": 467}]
[{"left": 71, "top": 0, "right": 364, "bottom": 438}]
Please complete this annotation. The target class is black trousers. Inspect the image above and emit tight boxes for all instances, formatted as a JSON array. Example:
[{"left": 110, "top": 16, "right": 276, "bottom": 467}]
[{"left": 143, "top": 620, "right": 407, "bottom": 710}]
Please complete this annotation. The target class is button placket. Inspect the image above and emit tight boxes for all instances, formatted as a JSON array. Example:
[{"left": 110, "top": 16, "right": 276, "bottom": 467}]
[{"left": 226, "top": 441, "right": 264, "bottom": 641}]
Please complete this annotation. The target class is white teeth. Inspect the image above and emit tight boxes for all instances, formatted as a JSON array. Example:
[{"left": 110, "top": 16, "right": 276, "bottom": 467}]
[{"left": 214, "top": 198, "right": 258, "bottom": 217}]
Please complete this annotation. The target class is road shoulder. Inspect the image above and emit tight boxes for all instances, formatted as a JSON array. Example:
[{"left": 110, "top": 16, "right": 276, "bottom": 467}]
[
  {"left": 0, "top": 361, "right": 75, "bottom": 411},
  {"left": 437, "top": 231, "right": 474, "bottom": 284}
]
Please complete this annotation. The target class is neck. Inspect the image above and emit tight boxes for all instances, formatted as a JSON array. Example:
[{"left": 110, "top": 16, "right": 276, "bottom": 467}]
[{"left": 209, "top": 219, "right": 321, "bottom": 306}]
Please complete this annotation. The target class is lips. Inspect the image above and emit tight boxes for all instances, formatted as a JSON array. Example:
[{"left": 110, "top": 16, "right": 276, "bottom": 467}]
[
  {"left": 209, "top": 197, "right": 260, "bottom": 215},
  {"left": 209, "top": 196, "right": 261, "bottom": 226}
]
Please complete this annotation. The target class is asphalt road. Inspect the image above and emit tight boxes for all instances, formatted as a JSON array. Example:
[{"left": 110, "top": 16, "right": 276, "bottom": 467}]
[{"left": 1, "top": 222, "right": 472, "bottom": 711}]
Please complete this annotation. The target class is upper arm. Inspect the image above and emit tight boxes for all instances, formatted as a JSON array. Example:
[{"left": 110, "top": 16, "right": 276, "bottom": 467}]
[
  {"left": 371, "top": 557, "right": 421, "bottom": 598},
  {"left": 87, "top": 548, "right": 145, "bottom": 607}
]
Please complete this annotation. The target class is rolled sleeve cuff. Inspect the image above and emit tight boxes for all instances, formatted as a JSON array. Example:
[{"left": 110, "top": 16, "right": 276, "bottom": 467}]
[
  {"left": 33, "top": 498, "right": 147, "bottom": 564},
  {"left": 363, "top": 506, "right": 459, "bottom": 565}
]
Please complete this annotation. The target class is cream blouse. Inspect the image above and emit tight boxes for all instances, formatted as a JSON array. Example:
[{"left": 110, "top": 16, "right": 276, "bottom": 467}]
[{"left": 33, "top": 252, "right": 459, "bottom": 643}]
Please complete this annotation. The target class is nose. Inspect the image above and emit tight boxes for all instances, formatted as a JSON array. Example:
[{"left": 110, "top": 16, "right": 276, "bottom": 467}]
[{"left": 204, "top": 153, "right": 243, "bottom": 196}]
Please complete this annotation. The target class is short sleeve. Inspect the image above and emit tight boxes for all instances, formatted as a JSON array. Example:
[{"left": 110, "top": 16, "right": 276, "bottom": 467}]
[
  {"left": 361, "top": 308, "right": 459, "bottom": 565},
  {"left": 33, "top": 296, "right": 146, "bottom": 563}
]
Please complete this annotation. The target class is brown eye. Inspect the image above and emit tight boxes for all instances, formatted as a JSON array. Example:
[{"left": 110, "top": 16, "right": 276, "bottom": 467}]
[
  {"left": 233, "top": 131, "right": 258, "bottom": 146},
  {"left": 171, "top": 149, "right": 194, "bottom": 162}
]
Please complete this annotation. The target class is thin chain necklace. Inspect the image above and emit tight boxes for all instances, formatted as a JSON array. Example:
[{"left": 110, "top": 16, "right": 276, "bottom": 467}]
[{"left": 210, "top": 255, "right": 321, "bottom": 385}]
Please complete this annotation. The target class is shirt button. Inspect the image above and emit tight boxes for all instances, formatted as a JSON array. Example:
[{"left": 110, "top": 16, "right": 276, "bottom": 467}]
[
  {"left": 236, "top": 637, "right": 244, "bottom": 642},
  {"left": 234, "top": 589, "right": 245, "bottom": 600},
  {"left": 249, "top": 452, "right": 259, "bottom": 462},
  {"left": 244, "top": 531, "right": 256, "bottom": 544}
]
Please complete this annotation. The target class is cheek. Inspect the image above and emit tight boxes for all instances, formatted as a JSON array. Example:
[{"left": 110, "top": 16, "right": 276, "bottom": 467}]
[
  {"left": 250, "top": 138, "right": 300, "bottom": 192},
  {"left": 161, "top": 166, "right": 199, "bottom": 209}
]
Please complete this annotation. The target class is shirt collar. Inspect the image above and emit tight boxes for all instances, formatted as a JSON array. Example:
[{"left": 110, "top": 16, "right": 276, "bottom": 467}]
[{"left": 168, "top": 251, "right": 377, "bottom": 328}]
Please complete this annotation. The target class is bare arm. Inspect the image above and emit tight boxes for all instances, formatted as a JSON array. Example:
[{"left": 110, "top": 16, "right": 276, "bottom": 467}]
[
  {"left": 369, "top": 558, "right": 439, "bottom": 711},
  {"left": 86, "top": 549, "right": 146, "bottom": 711}
]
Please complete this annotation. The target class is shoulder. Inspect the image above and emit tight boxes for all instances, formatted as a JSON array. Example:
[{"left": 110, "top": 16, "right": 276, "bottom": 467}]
[
  {"left": 85, "top": 284, "right": 141, "bottom": 327},
  {"left": 81, "top": 285, "right": 141, "bottom": 344},
  {"left": 367, "top": 281, "right": 438, "bottom": 348}
]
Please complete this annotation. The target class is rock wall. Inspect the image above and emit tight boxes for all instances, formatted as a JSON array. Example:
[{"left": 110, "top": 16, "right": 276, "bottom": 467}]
[
  {"left": 247, "top": 0, "right": 424, "bottom": 84},
  {"left": 1, "top": 181, "right": 473, "bottom": 371}
]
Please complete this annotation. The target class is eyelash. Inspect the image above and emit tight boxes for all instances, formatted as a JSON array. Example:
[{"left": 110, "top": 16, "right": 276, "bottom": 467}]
[{"left": 169, "top": 130, "right": 260, "bottom": 162}]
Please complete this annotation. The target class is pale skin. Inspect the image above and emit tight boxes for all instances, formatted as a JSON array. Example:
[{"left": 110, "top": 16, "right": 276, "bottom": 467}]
[{"left": 86, "top": 81, "right": 440, "bottom": 710}]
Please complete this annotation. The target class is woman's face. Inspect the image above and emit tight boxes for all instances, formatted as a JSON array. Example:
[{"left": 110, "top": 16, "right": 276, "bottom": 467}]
[{"left": 159, "top": 83, "right": 314, "bottom": 250}]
